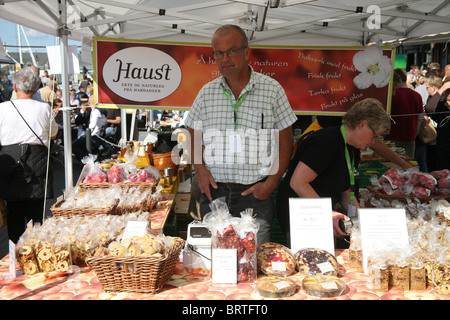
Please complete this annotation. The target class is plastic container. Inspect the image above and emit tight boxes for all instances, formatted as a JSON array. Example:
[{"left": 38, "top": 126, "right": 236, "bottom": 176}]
[
  {"left": 302, "top": 274, "right": 346, "bottom": 298},
  {"left": 255, "top": 275, "right": 298, "bottom": 298},
  {"left": 294, "top": 248, "right": 339, "bottom": 276}
]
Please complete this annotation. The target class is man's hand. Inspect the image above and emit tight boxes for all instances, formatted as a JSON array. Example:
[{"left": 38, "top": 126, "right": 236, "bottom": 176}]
[
  {"left": 241, "top": 180, "right": 275, "bottom": 200},
  {"left": 195, "top": 165, "right": 217, "bottom": 202}
]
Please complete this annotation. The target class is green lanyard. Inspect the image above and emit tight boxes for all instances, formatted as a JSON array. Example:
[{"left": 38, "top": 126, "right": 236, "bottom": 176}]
[
  {"left": 223, "top": 88, "right": 249, "bottom": 130},
  {"left": 340, "top": 124, "right": 355, "bottom": 202}
]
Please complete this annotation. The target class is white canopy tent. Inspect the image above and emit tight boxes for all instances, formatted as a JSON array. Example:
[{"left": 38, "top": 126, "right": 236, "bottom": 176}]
[
  {"left": 1, "top": 0, "right": 449, "bottom": 46},
  {"left": 0, "top": 0, "right": 449, "bottom": 189}
]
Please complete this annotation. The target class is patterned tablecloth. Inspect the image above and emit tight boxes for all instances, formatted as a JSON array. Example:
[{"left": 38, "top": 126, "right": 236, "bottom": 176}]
[{"left": 0, "top": 248, "right": 448, "bottom": 300}]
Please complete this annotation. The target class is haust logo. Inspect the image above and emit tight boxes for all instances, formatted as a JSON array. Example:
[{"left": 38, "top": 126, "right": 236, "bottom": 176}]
[{"left": 102, "top": 46, "right": 182, "bottom": 102}]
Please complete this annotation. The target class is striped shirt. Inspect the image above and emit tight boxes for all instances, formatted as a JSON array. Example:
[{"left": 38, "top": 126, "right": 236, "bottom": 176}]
[{"left": 185, "top": 67, "right": 297, "bottom": 184}]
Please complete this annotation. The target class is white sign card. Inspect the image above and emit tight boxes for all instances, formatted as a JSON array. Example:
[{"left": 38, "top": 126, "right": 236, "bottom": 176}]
[
  {"left": 289, "top": 198, "right": 335, "bottom": 255},
  {"left": 81, "top": 36, "right": 93, "bottom": 64},
  {"left": 46, "top": 45, "right": 79, "bottom": 75},
  {"left": 121, "top": 221, "right": 149, "bottom": 242},
  {"left": 211, "top": 248, "right": 237, "bottom": 285},
  {"left": 9, "top": 240, "right": 16, "bottom": 279},
  {"left": 359, "top": 208, "right": 409, "bottom": 274}
]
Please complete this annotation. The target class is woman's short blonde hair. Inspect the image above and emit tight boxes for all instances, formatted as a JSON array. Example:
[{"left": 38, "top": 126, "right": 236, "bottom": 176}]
[
  {"left": 342, "top": 98, "right": 391, "bottom": 135},
  {"left": 426, "top": 76, "right": 443, "bottom": 89}
]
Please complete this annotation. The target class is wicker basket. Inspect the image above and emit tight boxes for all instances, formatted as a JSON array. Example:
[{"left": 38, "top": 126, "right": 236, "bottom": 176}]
[
  {"left": 78, "top": 182, "right": 156, "bottom": 193},
  {"left": 50, "top": 199, "right": 120, "bottom": 218},
  {"left": 115, "top": 195, "right": 157, "bottom": 215},
  {"left": 367, "top": 186, "right": 450, "bottom": 204},
  {"left": 86, "top": 238, "right": 185, "bottom": 293}
]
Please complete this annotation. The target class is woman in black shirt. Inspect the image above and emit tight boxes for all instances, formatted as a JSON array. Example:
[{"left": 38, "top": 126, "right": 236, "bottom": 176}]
[{"left": 277, "top": 98, "right": 391, "bottom": 245}]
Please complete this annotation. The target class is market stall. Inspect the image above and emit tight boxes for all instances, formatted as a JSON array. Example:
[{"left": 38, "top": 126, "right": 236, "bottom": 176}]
[{"left": 1, "top": 163, "right": 449, "bottom": 301}]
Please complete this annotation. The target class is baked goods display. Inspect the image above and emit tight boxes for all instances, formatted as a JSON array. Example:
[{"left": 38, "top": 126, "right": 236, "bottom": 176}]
[
  {"left": 302, "top": 274, "right": 346, "bottom": 298},
  {"left": 348, "top": 203, "right": 450, "bottom": 294},
  {"left": 15, "top": 211, "right": 153, "bottom": 273},
  {"left": 56, "top": 185, "right": 158, "bottom": 216},
  {"left": 255, "top": 275, "right": 298, "bottom": 298},
  {"left": 294, "top": 248, "right": 339, "bottom": 276},
  {"left": 257, "top": 242, "right": 296, "bottom": 277}
]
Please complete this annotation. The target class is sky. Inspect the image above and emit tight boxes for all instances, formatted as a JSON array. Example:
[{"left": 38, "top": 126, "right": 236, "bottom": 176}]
[{"left": 1, "top": 19, "right": 81, "bottom": 53}]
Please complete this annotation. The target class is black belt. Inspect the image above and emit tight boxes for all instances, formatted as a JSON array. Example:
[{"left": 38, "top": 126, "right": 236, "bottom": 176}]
[{"left": 217, "top": 179, "right": 266, "bottom": 190}]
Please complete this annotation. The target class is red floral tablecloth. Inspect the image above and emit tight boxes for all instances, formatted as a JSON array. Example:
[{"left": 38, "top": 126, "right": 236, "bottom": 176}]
[{"left": 1, "top": 249, "right": 448, "bottom": 300}]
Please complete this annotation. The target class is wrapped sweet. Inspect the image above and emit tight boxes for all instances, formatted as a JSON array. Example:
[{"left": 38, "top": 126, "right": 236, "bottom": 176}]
[
  {"left": 257, "top": 242, "right": 296, "bottom": 277},
  {"left": 81, "top": 154, "right": 107, "bottom": 183},
  {"left": 294, "top": 248, "right": 339, "bottom": 276},
  {"left": 255, "top": 275, "right": 298, "bottom": 298},
  {"left": 203, "top": 198, "right": 259, "bottom": 282},
  {"left": 302, "top": 274, "right": 345, "bottom": 298},
  {"left": 16, "top": 227, "right": 40, "bottom": 275}
]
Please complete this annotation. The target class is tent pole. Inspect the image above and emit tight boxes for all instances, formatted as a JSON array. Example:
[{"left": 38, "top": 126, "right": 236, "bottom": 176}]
[
  {"left": 121, "top": 109, "right": 127, "bottom": 142},
  {"left": 59, "top": 0, "right": 74, "bottom": 190}
]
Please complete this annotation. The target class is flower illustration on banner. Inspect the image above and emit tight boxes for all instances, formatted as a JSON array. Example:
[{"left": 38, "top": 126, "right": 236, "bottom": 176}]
[{"left": 353, "top": 44, "right": 393, "bottom": 90}]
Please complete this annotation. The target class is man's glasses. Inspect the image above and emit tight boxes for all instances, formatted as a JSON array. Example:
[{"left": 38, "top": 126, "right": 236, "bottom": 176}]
[{"left": 212, "top": 46, "right": 247, "bottom": 59}]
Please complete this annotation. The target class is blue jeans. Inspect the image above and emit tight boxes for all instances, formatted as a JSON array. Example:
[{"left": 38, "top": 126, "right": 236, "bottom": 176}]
[
  {"left": 199, "top": 183, "right": 274, "bottom": 246},
  {"left": 414, "top": 144, "right": 428, "bottom": 172}
]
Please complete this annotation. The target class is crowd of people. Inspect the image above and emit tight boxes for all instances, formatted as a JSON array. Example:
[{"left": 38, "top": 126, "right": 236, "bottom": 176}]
[
  {"left": 0, "top": 25, "right": 448, "bottom": 248},
  {"left": 391, "top": 62, "right": 450, "bottom": 172}
]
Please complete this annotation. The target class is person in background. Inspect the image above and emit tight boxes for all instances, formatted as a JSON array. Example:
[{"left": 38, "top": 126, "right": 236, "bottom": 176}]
[
  {"left": 10, "top": 66, "right": 43, "bottom": 102},
  {"left": 72, "top": 95, "right": 107, "bottom": 161},
  {"left": 415, "top": 68, "right": 431, "bottom": 106},
  {"left": 413, "top": 69, "right": 441, "bottom": 173},
  {"left": 425, "top": 76, "right": 450, "bottom": 170},
  {"left": 0, "top": 73, "right": 13, "bottom": 101},
  {"left": 73, "top": 100, "right": 91, "bottom": 139},
  {"left": 78, "top": 75, "right": 90, "bottom": 91},
  {"left": 39, "top": 79, "right": 57, "bottom": 104},
  {"left": 40, "top": 70, "right": 50, "bottom": 87},
  {"left": 385, "top": 68, "right": 423, "bottom": 158},
  {"left": 48, "top": 74, "right": 59, "bottom": 92},
  {"left": 0, "top": 67, "right": 58, "bottom": 243},
  {"left": 277, "top": 98, "right": 391, "bottom": 247},
  {"left": 406, "top": 73, "right": 416, "bottom": 89},
  {"left": 443, "top": 64, "right": 450, "bottom": 81},
  {"left": 428, "top": 62, "right": 441, "bottom": 74},
  {"left": 86, "top": 84, "right": 94, "bottom": 97},
  {"left": 76, "top": 86, "right": 89, "bottom": 105},
  {"left": 184, "top": 24, "right": 297, "bottom": 246},
  {"left": 69, "top": 90, "right": 80, "bottom": 109},
  {"left": 105, "top": 108, "right": 121, "bottom": 142},
  {"left": 56, "top": 89, "right": 63, "bottom": 100}
]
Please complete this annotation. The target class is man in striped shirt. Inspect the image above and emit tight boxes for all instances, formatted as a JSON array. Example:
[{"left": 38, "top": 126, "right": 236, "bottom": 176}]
[{"left": 185, "top": 24, "right": 297, "bottom": 245}]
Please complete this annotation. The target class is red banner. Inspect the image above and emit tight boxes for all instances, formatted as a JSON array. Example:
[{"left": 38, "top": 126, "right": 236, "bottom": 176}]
[{"left": 94, "top": 38, "right": 394, "bottom": 115}]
